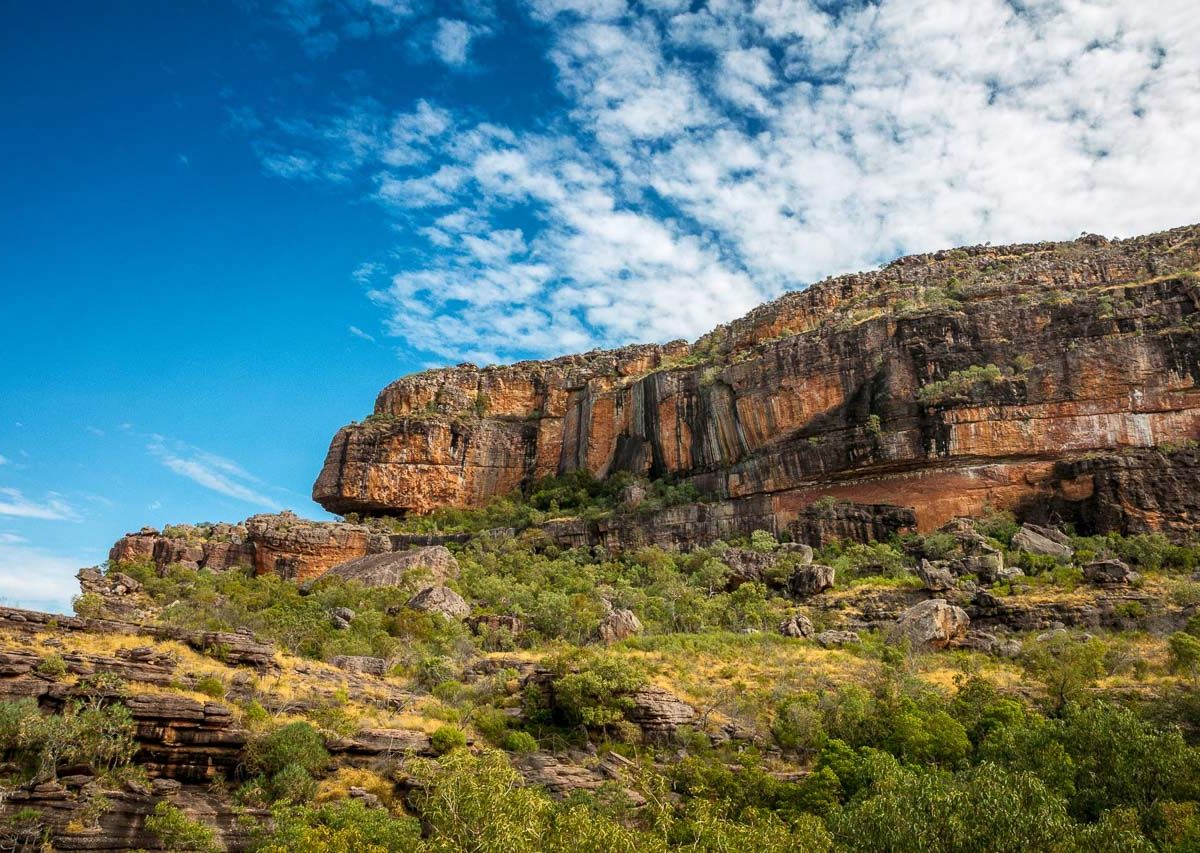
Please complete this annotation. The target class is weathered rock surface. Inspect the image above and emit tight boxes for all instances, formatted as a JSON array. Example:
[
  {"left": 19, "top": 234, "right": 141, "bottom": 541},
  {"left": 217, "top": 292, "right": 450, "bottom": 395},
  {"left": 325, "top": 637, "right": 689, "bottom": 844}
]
[
  {"left": 322, "top": 546, "right": 460, "bottom": 588},
  {"left": 626, "top": 685, "right": 697, "bottom": 740},
  {"left": 0, "top": 781, "right": 260, "bottom": 851},
  {"left": 106, "top": 511, "right": 402, "bottom": 584},
  {"left": 596, "top": 608, "right": 643, "bottom": 644},
  {"left": 1083, "top": 559, "right": 1141, "bottom": 586},
  {"left": 787, "top": 564, "right": 836, "bottom": 598},
  {"left": 815, "top": 630, "right": 861, "bottom": 647},
  {"left": 888, "top": 599, "right": 970, "bottom": 650},
  {"left": 406, "top": 585, "right": 470, "bottom": 620},
  {"left": 917, "top": 559, "right": 955, "bottom": 592},
  {"left": 1012, "top": 523, "right": 1074, "bottom": 560},
  {"left": 778, "top": 613, "right": 814, "bottom": 638},
  {"left": 313, "top": 225, "right": 1200, "bottom": 539}
]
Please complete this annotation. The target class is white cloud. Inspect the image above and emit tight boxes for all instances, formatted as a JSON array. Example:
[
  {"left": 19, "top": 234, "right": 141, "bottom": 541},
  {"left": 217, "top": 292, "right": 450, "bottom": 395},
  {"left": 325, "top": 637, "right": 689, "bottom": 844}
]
[
  {"left": 0, "top": 455, "right": 8, "bottom": 466},
  {"left": 432, "top": 19, "right": 480, "bottom": 67},
  {"left": 0, "top": 488, "right": 79, "bottom": 522},
  {"left": 0, "top": 541, "right": 89, "bottom": 614},
  {"left": 256, "top": 0, "right": 1200, "bottom": 364},
  {"left": 349, "top": 325, "right": 377, "bottom": 342},
  {"left": 148, "top": 439, "right": 280, "bottom": 510}
]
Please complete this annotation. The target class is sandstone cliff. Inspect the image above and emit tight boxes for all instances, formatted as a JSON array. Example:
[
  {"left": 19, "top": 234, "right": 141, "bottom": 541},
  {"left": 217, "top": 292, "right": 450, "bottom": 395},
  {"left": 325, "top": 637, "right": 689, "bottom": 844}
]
[{"left": 314, "top": 225, "right": 1200, "bottom": 536}]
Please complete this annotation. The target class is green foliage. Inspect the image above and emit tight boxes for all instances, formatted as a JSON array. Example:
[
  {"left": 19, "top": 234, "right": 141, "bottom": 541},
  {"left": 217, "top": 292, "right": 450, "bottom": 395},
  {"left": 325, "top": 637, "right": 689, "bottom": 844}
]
[
  {"left": 1170, "top": 631, "right": 1200, "bottom": 679},
  {"left": 8, "top": 698, "right": 137, "bottom": 783},
  {"left": 144, "top": 802, "right": 219, "bottom": 853},
  {"left": 833, "top": 760, "right": 1076, "bottom": 852},
  {"left": 257, "top": 800, "right": 422, "bottom": 853},
  {"left": 35, "top": 654, "right": 67, "bottom": 679},
  {"left": 194, "top": 675, "right": 226, "bottom": 698},
  {"left": 543, "top": 649, "right": 647, "bottom": 731},
  {"left": 247, "top": 721, "right": 329, "bottom": 777},
  {"left": 431, "top": 724, "right": 468, "bottom": 755},
  {"left": 501, "top": 730, "right": 538, "bottom": 753},
  {"left": 246, "top": 721, "right": 329, "bottom": 803},
  {"left": 917, "top": 363, "right": 1007, "bottom": 405},
  {"left": 1021, "top": 632, "right": 1108, "bottom": 712},
  {"left": 749, "top": 529, "right": 778, "bottom": 553}
]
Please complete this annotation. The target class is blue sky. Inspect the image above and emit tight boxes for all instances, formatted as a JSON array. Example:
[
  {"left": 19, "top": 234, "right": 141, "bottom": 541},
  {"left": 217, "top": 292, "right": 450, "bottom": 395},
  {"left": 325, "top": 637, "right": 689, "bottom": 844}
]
[{"left": 2, "top": 0, "right": 1198, "bottom": 613}]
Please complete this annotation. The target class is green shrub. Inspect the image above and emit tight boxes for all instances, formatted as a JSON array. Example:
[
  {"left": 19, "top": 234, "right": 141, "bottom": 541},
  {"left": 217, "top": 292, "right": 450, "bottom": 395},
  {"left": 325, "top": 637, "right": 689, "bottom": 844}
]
[
  {"left": 35, "top": 655, "right": 67, "bottom": 679},
  {"left": 917, "top": 364, "right": 1006, "bottom": 405},
  {"left": 1171, "top": 632, "right": 1200, "bottom": 679},
  {"left": 194, "top": 675, "right": 225, "bottom": 698},
  {"left": 749, "top": 530, "right": 779, "bottom": 553},
  {"left": 246, "top": 721, "right": 329, "bottom": 784},
  {"left": 544, "top": 650, "right": 646, "bottom": 731},
  {"left": 144, "top": 801, "right": 219, "bottom": 853},
  {"left": 1022, "top": 633, "right": 1107, "bottom": 712},
  {"left": 257, "top": 800, "right": 421, "bottom": 852},
  {"left": 431, "top": 724, "right": 468, "bottom": 755},
  {"left": 834, "top": 760, "right": 1075, "bottom": 851},
  {"left": 501, "top": 730, "right": 538, "bottom": 753}
]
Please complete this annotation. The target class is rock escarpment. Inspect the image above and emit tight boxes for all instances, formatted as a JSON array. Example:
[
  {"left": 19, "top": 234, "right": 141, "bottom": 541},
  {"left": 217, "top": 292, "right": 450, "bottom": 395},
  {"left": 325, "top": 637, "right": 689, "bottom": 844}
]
[
  {"left": 314, "top": 225, "right": 1200, "bottom": 538},
  {"left": 108, "top": 513, "right": 459, "bottom": 583}
]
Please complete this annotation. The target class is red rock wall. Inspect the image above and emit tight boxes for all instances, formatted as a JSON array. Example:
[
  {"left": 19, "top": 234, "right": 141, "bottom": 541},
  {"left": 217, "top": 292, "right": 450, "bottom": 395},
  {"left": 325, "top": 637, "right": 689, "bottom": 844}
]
[{"left": 313, "top": 225, "right": 1200, "bottom": 534}]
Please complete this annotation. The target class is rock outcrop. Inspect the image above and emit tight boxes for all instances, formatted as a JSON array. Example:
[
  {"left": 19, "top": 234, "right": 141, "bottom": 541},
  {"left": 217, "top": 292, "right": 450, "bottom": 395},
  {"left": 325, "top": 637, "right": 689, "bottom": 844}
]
[
  {"left": 313, "top": 226, "right": 1200, "bottom": 539},
  {"left": 108, "top": 513, "right": 467, "bottom": 585},
  {"left": 596, "top": 608, "right": 643, "bottom": 644},
  {"left": 888, "top": 599, "right": 970, "bottom": 650},
  {"left": 406, "top": 586, "right": 471, "bottom": 621},
  {"left": 321, "top": 545, "right": 460, "bottom": 588}
]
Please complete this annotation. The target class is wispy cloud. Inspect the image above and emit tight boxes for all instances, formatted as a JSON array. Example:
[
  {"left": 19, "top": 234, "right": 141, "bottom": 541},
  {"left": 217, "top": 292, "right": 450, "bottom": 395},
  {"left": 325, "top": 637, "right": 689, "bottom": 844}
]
[
  {"left": 0, "top": 455, "right": 8, "bottom": 466},
  {"left": 348, "top": 325, "right": 377, "bottom": 342},
  {"left": 0, "top": 488, "right": 79, "bottom": 522},
  {"left": 253, "top": 0, "right": 1200, "bottom": 365},
  {"left": 0, "top": 540, "right": 89, "bottom": 614},
  {"left": 147, "top": 438, "right": 280, "bottom": 510}
]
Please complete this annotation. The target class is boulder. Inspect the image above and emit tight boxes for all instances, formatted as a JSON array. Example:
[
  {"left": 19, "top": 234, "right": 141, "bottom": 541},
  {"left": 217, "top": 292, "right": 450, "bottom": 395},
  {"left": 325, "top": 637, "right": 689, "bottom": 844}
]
[
  {"left": 330, "top": 655, "right": 389, "bottom": 677},
  {"left": 596, "top": 608, "right": 643, "bottom": 644},
  {"left": 330, "top": 607, "right": 356, "bottom": 630},
  {"left": 815, "top": 630, "right": 860, "bottom": 647},
  {"left": 888, "top": 599, "right": 970, "bottom": 650},
  {"left": 322, "top": 546, "right": 460, "bottom": 588},
  {"left": 916, "top": 560, "right": 955, "bottom": 592},
  {"left": 960, "top": 630, "right": 1023, "bottom": 658},
  {"left": 778, "top": 614, "right": 814, "bottom": 638},
  {"left": 1012, "top": 523, "right": 1073, "bottom": 560},
  {"left": 787, "top": 564, "right": 835, "bottom": 598},
  {"left": 407, "top": 586, "right": 470, "bottom": 621},
  {"left": 1083, "top": 559, "right": 1140, "bottom": 586},
  {"left": 626, "top": 686, "right": 696, "bottom": 741},
  {"left": 722, "top": 548, "right": 779, "bottom": 588}
]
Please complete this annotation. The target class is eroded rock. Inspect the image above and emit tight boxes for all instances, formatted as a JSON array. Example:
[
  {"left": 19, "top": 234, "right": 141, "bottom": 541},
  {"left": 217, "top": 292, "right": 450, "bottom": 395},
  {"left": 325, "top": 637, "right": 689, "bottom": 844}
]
[
  {"left": 888, "top": 599, "right": 970, "bottom": 650},
  {"left": 787, "top": 564, "right": 836, "bottom": 598},
  {"left": 407, "top": 586, "right": 470, "bottom": 621}
]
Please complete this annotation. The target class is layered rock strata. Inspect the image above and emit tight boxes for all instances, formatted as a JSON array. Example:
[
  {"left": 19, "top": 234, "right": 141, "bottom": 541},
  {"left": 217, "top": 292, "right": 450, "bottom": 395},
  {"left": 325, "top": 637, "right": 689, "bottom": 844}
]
[{"left": 313, "top": 225, "right": 1200, "bottom": 537}]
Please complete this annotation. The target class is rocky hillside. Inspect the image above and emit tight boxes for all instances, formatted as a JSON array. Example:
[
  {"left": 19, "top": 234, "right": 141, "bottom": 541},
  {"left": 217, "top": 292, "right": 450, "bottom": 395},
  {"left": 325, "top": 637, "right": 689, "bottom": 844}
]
[
  {"left": 314, "top": 224, "right": 1200, "bottom": 539},
  {"left": 7, "top": 223, "right": 1200, "bottom": 851}
]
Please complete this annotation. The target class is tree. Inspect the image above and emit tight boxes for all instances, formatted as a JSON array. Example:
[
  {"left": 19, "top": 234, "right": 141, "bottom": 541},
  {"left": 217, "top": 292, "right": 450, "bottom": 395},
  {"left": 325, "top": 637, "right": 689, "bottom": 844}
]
[{"left": 1021, "top": 633, "right": 1107, "bottom": 712}]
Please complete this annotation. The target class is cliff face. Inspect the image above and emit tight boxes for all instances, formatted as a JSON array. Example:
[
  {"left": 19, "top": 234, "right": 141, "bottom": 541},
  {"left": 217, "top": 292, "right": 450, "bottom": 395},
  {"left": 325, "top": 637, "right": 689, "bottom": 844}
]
[{"left": 314, "top": 225, "right": 1200, "bottom": 535}]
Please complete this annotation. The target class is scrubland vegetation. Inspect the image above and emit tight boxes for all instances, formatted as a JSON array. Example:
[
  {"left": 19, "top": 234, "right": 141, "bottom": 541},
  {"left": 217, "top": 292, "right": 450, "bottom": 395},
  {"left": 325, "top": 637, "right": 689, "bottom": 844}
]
[{"left": 4, "top": 475, "right": 1200, "bottom": 849}]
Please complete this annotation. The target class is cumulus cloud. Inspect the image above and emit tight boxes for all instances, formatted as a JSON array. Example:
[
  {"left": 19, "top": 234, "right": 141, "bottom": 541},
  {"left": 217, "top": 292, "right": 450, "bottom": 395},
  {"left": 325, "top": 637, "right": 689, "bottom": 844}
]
[
  {"left": 148, "top": 438, "right": 280, "bottom": 510},
  {"left": 256, "top": 0, "right": 1200, "bottom": 364},
  {"left": 0, "top": 488, "right": 79, "bottom": 522}
]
